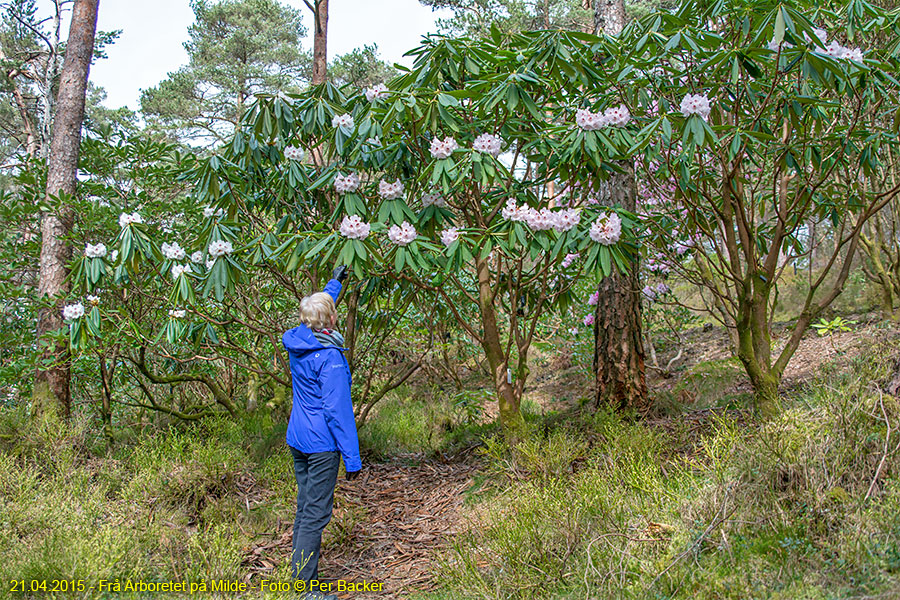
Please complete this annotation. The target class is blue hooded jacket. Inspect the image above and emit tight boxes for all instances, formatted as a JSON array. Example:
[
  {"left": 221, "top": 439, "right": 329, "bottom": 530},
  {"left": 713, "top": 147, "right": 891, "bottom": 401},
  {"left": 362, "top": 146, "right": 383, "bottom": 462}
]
[{"left": 282, "top": 279, "right": 361, "bottom": 472}]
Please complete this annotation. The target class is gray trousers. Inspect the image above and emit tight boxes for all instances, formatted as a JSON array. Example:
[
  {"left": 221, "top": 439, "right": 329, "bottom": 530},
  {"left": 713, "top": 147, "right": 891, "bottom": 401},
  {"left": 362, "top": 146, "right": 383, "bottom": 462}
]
[{"left": 289, "top": 447, "right": 341, "bottom": 584}]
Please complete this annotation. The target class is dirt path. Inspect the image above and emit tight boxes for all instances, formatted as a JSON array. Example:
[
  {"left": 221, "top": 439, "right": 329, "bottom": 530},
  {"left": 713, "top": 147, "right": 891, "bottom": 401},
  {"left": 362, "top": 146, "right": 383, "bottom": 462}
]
[{"left": 242, "top": 457, "right": 478, "bottom": 599}]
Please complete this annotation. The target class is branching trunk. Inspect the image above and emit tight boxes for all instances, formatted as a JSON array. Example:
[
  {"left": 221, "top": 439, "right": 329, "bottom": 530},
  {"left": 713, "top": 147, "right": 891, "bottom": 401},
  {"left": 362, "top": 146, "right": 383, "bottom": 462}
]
[
  {"left": 477, "top": 258, "right": 525, "bottom": 435},
  {"left": 32, "top": 0, "right": 100, "bottom": 419}
]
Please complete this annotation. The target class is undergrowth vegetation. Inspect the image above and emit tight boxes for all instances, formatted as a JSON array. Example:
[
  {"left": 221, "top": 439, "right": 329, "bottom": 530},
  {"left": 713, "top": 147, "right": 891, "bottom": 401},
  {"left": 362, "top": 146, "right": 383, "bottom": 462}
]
[
  {"left": 423, "top": 343, "right": 900, "bottom": 600},
  {"left": 1, "top": 338, "right": 898, "bottom": 599}
]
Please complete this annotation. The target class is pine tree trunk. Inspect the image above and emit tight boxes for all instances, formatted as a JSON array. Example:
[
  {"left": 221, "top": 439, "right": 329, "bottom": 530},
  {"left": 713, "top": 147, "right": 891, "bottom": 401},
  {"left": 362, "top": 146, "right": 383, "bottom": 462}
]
[
  {"left": 593, "top": 169, "right": 649, "bottom": 412},
  {"left": 311, "top": 0, "right": 329, "bottom": 85},
  {"left": 592, "top": 0, "right": 626, "bottom": 35},
  {"left": 592, "top": 0, "right": 648, "bottom": 414},
  {"left": 32, "top": 0, "right": 100, "bottom": 419}
]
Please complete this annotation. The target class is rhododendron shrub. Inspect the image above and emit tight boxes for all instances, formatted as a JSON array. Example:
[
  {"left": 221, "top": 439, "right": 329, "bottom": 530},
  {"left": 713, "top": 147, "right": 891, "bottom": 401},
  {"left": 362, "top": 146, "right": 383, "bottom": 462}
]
[
  {"left": 188, "top": 31, "right": 647, "bottom": 431},
  {"left": 600, "top": 0, "right": 900, "bottom": 415}
]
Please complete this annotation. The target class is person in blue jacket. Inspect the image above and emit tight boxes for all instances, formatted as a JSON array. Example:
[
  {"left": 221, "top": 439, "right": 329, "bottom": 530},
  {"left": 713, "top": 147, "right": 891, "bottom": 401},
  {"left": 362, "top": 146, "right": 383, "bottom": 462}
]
[{"left": 282, "top": 265, "right": 361, "bottom": 598}]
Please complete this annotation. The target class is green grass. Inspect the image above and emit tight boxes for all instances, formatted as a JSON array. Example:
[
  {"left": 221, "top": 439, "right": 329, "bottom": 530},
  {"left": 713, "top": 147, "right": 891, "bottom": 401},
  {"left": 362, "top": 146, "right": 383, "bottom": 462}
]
[
  {"left": 418, "top": 343, "right": 900, "bottom": 600},
  {"left": 2, "top": 338, "right": 899, "bottom": 600}
]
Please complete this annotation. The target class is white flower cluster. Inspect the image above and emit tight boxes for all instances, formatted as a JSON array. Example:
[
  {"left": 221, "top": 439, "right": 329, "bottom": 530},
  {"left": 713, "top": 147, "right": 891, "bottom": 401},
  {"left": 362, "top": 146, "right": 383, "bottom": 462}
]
[
  {"left": 87, "top": 294, "right": 100, "bottom": 306},
  {"left": 191, "top": 251, "right": 204, "bottom": 263},
  {"left": 440, "top": 227, "right": 459, "bottom": 247},
  {"left": 387, "top": 221, "right": 417, "bottom": 246},
  {"left": 62, "top": 302, "right": 85, "bottom": 320},
  {"left": 118, "top": 212, "right": 143, "bottom": 228},
  {"left": 339, "top": 215, "right": 371, "bottom": 240},
  {"left": 421, "top": 192, "right": 446, "bottom": 208},
  {"left": 472, "top": 133, "right": 503, "bottom": 157},
  {"left": 332, "top": 113, "right": 354, "bottom": 129},
  {"left": 203, "top": 206, "right": 225, "bottom": 219},
  {"left": 379, "top": 179, "right": 404, "bottom": 199},
  {"left": 430, "top": 136, "right": 458, "bottom": 159},
  {"left": 85, "top": 243, "right": 107, "bottom": 258},
  {"left": 821, "top": 40, "right": 864, "bottom": 61},
  {"left": 501, "top": 199, "right": 581, "bottom": 232},
  {"left": 284, "top": 145, "right": 305, "bottom": 161},
  {"left": 171, "top": 264, "right": 191, "bottom": 279},
  {"left": 589, "top": 212, "right": 622, "bottom": 245},
  {"left": 161, "top": 241, "right": 186, "bottom": 261},
  {"left": 365, "top": 84, "right": 388, "bottom": 102},
  {"left": 208, "top": 240, "right": 233, "bottom": 257},
  {"left": 575, "top": 105, "right": 631, "bottom": 130},
  {"left": 169, "top": 309, "right": 186, "bottom": 319},
  {"left": 334, "top": 173, "right": 360, "bottom": 194},
  {"left": 680, "top": 93, "right": 712, "bottom": 120}
]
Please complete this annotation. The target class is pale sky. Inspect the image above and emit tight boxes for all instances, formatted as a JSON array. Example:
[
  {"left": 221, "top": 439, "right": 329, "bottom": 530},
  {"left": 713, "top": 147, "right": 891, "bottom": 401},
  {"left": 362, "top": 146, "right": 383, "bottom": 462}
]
[{"left": 41, "top": 0, "right": 449, "bottom": 110}]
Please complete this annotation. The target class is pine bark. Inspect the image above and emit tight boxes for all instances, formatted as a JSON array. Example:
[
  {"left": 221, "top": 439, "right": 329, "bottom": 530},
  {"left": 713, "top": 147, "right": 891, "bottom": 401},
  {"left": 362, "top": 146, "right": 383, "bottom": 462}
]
[
  {"left": 32, "top": 0, "right": 100, "bottom": 418},
  {"left": 311, "top": 0, "right": 329, "bottom": 85},
  {"left": 592, "top": 0, "right": 649, "bottom": 414},
  {"left": 592, "top": 0, "right": 626, "bottom": 35}
]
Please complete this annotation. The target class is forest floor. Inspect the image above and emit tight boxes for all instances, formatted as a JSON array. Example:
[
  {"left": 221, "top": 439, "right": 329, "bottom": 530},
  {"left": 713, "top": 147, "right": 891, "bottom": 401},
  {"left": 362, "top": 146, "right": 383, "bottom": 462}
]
[
  {"left": 239, "top": 314, "right": 899, "bottom": 599},
  {"left": 242, "top": 458, "right": 480, "bottom": 599}
]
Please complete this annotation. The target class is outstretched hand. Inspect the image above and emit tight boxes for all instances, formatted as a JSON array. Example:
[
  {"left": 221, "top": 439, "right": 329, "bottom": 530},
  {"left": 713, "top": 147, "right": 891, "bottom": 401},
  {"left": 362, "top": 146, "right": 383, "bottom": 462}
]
[
  {"left": 333, "top": 265, "right": 349, "bottom": 283},
  {"left": 345, "top": 470, "right": 360, "bottom": 481}
]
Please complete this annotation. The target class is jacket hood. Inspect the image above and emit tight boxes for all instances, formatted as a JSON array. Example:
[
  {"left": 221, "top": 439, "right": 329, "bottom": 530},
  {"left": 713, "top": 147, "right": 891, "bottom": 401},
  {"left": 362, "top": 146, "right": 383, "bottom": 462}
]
[
  {"left": 283, "top": 324, "right": 325, "bottom": 352},
  {"left": 283, "top": 324, "right": 347, "bottom": 352}
]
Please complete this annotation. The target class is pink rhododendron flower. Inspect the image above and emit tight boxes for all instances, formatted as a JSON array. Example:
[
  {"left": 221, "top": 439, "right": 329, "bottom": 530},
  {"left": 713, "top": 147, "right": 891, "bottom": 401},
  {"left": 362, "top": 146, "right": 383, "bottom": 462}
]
[
  {"left": 334, "top": 173, "right": 359, "bottom": 194},
  {"left": 171, "top": 264, "right": 191, "bottom": 279},
  {"left": 203, "top": 206, "right": 224, "bottom": 219},
  {"left": 208, "top": 240, "right": 233, "bottom": 257},
  {"left": 642, "top": 285, "right": 657, "bottom": 301},
  {"left": 334, "top": 173, "right": 360, "bottom": 194},
  {"left": 331, "top": 113, "right": 354, "bottom": 128},
  {"left": 118, "top": 212, "right": 142, "bottom": 228},
  {"left": 472, "top": 133, "right": 502, "bottom": 157},
  {"left": 523, "top": 207, "right": 557, "bottom": 231},
  {"left": 284, "top": 145, "right": 305, "bottom": 161},
  {"left": 379, "top": 179, "right": 404, "bottom": 200},
  {"left": 85, "top": 243, "right": 107, "bottom": 258},
  {"left": 387, "top": 221, "right": 417, "bottom": 246},
  {"left": 440, "top": 227, "right": 459, "bottom": 247},
  {"left": 421, "top": 192, "right": 446, "bottom": 208},
  {"left": 583, "top": 313, "right": 595, "bottom": 326},
  {"left": 589, "top": 212, "right": 622, "bottom": 245},
  {"left": 502, "top": 198, "right": 524, "bottom": 221},
  {"left": 843, "top": 47, "right": 864, "bottom": 62},
  {"left": 561, "top": 252, "right": 579, "bottom": 268},
  {"left": 575, "top": 108, "right": 608, "bottom": 131},
  {"left": 680, "top": 93, "right": 712, "bottom": 120},
  {"left": 62, "top": 302, "right": 85, "bottom": 320},
  {"left": 656, "top": 282, "right": 670, "bottom": 295},
  {"left": 588, "top": 291, "right": 599, "bottom": 306},
  {"left": 604, "top": 105, "right": 631, "bottom": 127},
  {"left": 555, "top": 208, "right": 581, "bottom": 232},
  {"left": 430, "top": 136, "right": 458, "bottom": 159},
  {"left": 365, "top": 84, "right": 388, "bottom": 102},
  {"left": 339, "top": 215, "right": 370, "bottom": 240},
  {"left": 161, "top": 242, "right": 186, "bottom": 261}
]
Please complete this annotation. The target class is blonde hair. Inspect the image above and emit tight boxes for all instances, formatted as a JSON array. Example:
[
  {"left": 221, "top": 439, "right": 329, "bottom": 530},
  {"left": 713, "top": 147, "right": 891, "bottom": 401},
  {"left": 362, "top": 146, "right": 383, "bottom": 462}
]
[{"left": 299, "top": 292, "right": 337, "bottom": 330}]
